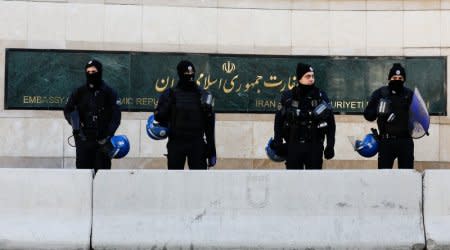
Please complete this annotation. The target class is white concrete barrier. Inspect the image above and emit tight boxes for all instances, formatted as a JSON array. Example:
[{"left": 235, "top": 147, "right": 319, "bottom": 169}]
[
  {"left": 424, "top": 170, "right": 450, "bottom": 249},
  {"left": 92, "top": 169, "right": 425, "bottom": 249},
  {"left": 0, "top": 168, "right": 93, "bottom": 250}
]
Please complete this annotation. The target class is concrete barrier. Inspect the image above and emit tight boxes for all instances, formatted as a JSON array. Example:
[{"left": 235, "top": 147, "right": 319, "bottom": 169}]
[
  {"left": 92, "top": 169, "right": 425, "bottom": 249},
  {"left": 0, "top": 168, "right": 93, "bottom": 250},
  {"left": 424, "top": 170, "right": 450, "bottom": 249}
]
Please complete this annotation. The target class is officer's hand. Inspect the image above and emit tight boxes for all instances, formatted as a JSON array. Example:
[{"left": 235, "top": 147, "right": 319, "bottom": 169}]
[
  {"left": 97, "top": 138, "right": 108, "bottom": 145},
  {"left": 98, "top": 140, "right": 114, "bottom": 158},
  {"left": 370, "top": 128, "right": 380, "bottom": 141},
  {"left": 207, "top": 155, "right": 217, "bottom": 168},
  {"left": 324, "top": 146, "right": 335, "bottom": 160},
  {"left": 97, "top": 135, "right": 111, "bottom": 145},
  {"left": 271, "top": 138, "right": 283, "bottom": 153}
]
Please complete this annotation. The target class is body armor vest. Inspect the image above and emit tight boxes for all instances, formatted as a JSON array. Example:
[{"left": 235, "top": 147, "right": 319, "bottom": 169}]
[
  {"left": 378, "top": 86, "right": 412, "bottom": 137},
  {"left": 75, "top": 87, "right": 112, "bottom": 137},
  {"left": 170, "top": 88, "right": 205, "bottom": 138},
  {"left": 284, "top": 88, "right": 326, "bottom": 143}
]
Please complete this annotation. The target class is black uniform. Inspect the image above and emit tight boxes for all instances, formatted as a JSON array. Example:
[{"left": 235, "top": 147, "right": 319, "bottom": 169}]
[
  {"left": 155, "top": 60, "right": 216, "bottom": 170},
  {"left": 364, "top": 85, "right": 414, "bottom": 169},
  {"left": 64, "top": 60, "right": 121, "bottom": 172},
  {"left": 274, "top": 84, "right": 336, "bottom": 170}
]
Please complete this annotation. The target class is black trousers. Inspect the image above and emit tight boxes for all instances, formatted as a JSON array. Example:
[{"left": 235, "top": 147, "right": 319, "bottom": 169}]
[
  {"left": 378, "top": 137, "right": 414, "bottom": 169},
  {"left": 167, "top": 137, "right": 207, "bottom": 170},
  {"left": 75, "top": 137, "right": 111, "bottom": 173},
  {"left": 286, "top": 141, "right": 323, "bottom": 170}
]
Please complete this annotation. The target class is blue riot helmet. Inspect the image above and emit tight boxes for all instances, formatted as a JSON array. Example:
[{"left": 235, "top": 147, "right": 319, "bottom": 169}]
[
  {"left": 109, "top": 135, "right": 130, "bottom": 159},
  {"left": 265, "top": 138, "right": 287, "bottom": 162},
  {"left": 354, "top": 133, "right": 379, "bottom": 158},
  {"left": 146, "top": 114, "right": 169, "bottom": 140}
]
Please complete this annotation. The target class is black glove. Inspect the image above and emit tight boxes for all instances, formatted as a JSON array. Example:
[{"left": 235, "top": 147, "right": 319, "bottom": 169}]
[
  {"left": 371, "top": 128, "right": 380, "bottom": 141},
  {"left": 97, "top": 132, "right": 111, "bottom": 143},
  {"left": 324, "top": 146, "right": 335, "bottom": 160},
  {"left": 271, "top": 137, "right": 283, "bottom": 152},
  {"left": 205, "top": 143, "right": 217, "bottom": 168},
  {"left": 100, "top": 142, "right": 114, "bottom": 157},
  {"left": 97, "top": 138, "right": 108, "bottom": 145},
  {"left": 207, "top": 155, "right": 217, "bottom": 168},
  {"left": 97, "top": 137, "right": 114, "bottom": 158}
]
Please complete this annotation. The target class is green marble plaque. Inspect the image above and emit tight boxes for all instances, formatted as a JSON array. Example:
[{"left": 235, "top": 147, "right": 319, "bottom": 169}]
[{"left": 5, "top": 49, "right": 447, "bottom": 115}]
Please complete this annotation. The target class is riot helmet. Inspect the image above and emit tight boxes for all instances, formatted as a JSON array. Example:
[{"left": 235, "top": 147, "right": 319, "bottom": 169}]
[
  {"left": 146, "top": 114, "right": 169, "bottom": 140},
  {"left": 109, "top": 135, "right": 130, "bottom": 159},
  {"left": 354, "top": 133, "right": 379, "bottom": 158}
]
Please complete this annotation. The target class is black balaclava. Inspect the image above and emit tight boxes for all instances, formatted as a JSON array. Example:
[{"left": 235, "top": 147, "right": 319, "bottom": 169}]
[
  {"left": 176, "top": 60, "right": 196, "bottom": 90},
  {"left": 294, "top": 62, "right": 315, "bottom": 98},
  {"left": 387, "top": 63, "right": 406, "bottom": 93},
  {"left": 85, "top": 59, "right": 103, "bottom": 89}
]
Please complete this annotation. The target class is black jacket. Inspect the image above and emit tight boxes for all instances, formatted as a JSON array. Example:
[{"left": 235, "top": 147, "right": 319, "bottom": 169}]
[
  {"left": 154, "top": 82, "right": 216, "bottom": 157},
  {"left": 64, "top": 81, "right": 121, "bottom": 140},
  {"left": 364, "top": 85, "right": 413, "bottom": 137},
  {"left": 274, "top": 86, "right": 335, "bottom": 148}
]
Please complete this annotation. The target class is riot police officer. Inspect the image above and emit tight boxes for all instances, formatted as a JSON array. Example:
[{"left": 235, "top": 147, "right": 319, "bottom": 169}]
[
  {"left": 64, "top": 59, "right": 121, "bottom": 172},
  {"left": 273, "top": 63, "right": 335, "bottom": 169},
  {"left": 364, "top": 63, "right": 414, "bottom": 169},
  {"left": 154, "top": 60, "right": 216, "bottom": 170}
]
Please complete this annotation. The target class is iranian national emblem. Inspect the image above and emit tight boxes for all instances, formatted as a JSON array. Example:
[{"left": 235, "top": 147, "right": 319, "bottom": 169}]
[{"left": 222, "top": 61, "right": 236, "bottom": 74}]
